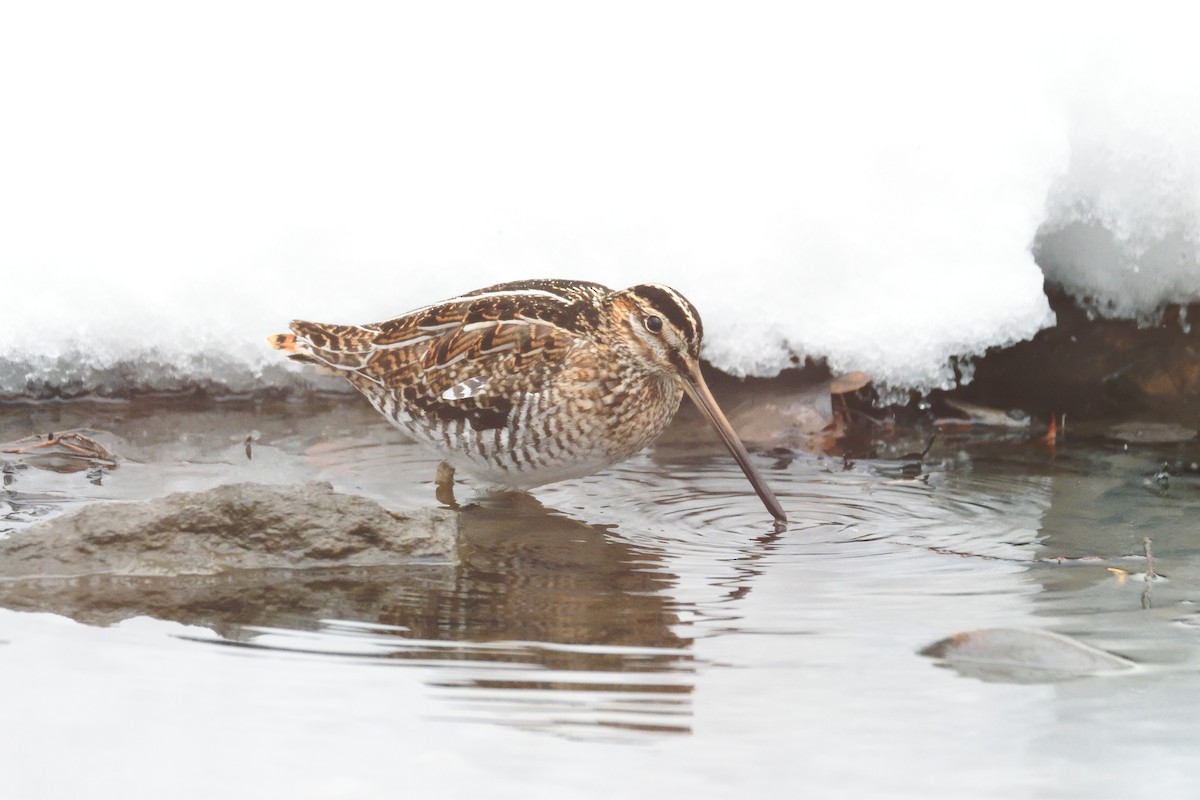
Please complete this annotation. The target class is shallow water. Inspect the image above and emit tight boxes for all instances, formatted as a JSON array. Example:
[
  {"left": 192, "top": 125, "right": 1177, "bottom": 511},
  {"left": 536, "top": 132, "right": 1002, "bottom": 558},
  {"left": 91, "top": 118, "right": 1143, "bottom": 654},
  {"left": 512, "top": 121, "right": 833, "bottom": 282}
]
[{"left": 3, "top": 399, "right": 1200, "bottom": 798}]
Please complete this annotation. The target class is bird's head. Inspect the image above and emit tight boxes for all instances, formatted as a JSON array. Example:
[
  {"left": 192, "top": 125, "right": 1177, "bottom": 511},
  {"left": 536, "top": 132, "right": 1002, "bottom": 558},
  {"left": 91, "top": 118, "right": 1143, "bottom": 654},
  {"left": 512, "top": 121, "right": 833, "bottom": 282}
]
[
  {"left": 605, "top": 283, "right": 786, "bottom": 525},
  {"left": 606, "top": 283, "right": 704, "bottom": 375}
]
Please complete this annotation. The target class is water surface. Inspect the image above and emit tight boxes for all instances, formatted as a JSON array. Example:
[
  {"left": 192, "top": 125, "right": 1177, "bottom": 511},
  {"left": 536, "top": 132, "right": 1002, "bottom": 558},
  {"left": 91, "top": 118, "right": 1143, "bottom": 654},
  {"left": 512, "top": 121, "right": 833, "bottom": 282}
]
[{"left": 3, "top": 400, "right": 1199, "bottom": 798}]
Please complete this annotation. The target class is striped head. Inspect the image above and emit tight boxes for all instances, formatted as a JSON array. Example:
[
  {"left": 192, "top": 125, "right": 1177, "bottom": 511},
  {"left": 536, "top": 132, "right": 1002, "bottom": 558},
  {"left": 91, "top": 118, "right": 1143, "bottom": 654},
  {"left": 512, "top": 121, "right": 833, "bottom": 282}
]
[
  {"left": 605, "top": 282, "right": 787, "bottom": 525},
  {"left": 606, "top": 283, "right": 705, "bottom": 374}
]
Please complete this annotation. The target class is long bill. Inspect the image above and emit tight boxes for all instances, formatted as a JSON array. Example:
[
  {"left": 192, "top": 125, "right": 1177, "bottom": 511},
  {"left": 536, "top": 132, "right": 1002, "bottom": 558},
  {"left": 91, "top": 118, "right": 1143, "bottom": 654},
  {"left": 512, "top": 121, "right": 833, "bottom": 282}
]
[{"left": 680, "top": 363, "right": 788, "bottom": 525}]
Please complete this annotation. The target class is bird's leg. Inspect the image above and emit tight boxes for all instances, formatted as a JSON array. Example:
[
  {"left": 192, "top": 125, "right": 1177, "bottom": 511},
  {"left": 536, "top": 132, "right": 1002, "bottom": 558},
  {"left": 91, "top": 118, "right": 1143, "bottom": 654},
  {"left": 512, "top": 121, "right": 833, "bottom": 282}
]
[{"left": 435, "top": 461, "right": 459, "bottom": 508}]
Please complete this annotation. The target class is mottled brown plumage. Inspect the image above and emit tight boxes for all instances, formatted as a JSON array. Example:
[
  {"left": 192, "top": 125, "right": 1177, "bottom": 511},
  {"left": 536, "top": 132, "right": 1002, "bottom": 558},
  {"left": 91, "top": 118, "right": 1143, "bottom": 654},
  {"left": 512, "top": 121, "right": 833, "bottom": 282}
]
[{"left": 268, "top": 279, "right": 786, "bottom": 523}]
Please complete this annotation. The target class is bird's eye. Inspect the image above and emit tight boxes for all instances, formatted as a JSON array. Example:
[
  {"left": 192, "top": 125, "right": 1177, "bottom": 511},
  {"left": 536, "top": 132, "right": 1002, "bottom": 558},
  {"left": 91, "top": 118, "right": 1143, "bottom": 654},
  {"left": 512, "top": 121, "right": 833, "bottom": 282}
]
[{"left": 645, "top": 315, "right": 663, "bottom": 333}]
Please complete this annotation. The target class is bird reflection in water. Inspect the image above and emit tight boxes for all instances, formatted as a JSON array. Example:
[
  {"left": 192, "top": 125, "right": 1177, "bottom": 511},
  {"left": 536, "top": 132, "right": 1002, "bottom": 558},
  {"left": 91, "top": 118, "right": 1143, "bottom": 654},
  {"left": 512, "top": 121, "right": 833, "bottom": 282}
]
[{"left": 0, "top": 492, "right": 696, "bottom": 738}]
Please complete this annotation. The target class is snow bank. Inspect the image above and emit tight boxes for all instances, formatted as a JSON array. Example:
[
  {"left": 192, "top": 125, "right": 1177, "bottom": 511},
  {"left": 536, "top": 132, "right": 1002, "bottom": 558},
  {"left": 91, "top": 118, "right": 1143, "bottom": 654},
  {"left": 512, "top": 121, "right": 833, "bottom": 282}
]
[{"left": 1, "top": 3, "right": 1195, "bottom": 398}]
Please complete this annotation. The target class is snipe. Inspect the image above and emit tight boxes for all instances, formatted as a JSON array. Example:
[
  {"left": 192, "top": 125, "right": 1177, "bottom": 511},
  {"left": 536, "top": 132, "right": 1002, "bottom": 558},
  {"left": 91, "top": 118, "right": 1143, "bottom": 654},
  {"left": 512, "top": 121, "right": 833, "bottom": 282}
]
[{"left": 268, "top": 279, "right": 786, "bottom": 523}]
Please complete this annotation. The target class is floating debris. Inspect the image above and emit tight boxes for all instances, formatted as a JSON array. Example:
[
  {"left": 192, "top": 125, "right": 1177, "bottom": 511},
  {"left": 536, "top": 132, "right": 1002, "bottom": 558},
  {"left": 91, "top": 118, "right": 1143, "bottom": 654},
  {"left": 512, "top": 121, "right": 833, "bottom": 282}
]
[
  {"left": 234, "top": 430, "right": 262, "bottom": 461},
  {"left": 1152, "top": 460, "right": 1171, "bottom": 491},
  {"left": 938, "top": 398, "right": 1031, "bottom": 428},
  {"left": 0, "top": 430, "right": 119, "bottom": 473},
  {"left": 1043, "top": 413, "right": 1059, "bottom": 447},
  {"left": 1142, "top": 536, "right": 1158, "bottom": 610}
]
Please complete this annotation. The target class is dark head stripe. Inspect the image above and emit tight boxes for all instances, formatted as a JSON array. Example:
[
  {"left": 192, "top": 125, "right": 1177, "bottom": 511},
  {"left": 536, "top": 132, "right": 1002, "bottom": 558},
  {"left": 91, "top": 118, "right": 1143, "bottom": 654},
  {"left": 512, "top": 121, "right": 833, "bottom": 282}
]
[{"left": 629, "top": 284, "right": 702, "bottom": 345}]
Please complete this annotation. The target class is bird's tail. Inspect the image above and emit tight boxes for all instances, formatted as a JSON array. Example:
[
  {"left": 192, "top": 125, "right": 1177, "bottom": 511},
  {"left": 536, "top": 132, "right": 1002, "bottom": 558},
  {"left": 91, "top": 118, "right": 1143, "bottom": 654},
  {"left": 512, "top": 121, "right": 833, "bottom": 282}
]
[
  {"left": 267, "top": 332, "right": 304, "bottom": 354},
  {"left": 266, "top": 321, "right": 375, "bottom": 374},
  {"left": 266, "top": 329, "right": 327, "bottom": 369}
]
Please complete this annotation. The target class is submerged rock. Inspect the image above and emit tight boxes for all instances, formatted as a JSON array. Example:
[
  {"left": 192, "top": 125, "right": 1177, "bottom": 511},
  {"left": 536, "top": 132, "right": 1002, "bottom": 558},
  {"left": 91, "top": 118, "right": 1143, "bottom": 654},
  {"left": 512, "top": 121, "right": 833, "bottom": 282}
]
[
  {"left": 920, "top": 627, "right": 1136, "bottom": 684},
  {"left": 1105, "top": 420, "right": 1198, "bottom": 444},
  {"left": 0, "top": 482, "right": 457, "bottom": 578}
]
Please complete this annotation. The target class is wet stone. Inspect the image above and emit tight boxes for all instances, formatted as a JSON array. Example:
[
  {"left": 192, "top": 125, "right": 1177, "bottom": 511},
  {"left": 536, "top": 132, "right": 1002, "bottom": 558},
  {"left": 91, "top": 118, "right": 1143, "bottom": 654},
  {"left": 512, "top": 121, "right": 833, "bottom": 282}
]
[
  {"left": 1105, "top": 421, "right": 1198, "bottom": 444},
  {"left": 0, "top": 482, "right": 458, "bottom": 578},
  {"left": 920, "top": 627, "right": 1136, "bottom": 684}
]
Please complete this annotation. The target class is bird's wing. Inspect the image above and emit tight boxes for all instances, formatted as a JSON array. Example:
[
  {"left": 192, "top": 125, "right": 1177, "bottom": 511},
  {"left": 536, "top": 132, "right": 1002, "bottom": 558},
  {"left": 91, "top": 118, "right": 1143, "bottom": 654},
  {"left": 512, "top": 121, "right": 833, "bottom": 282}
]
[{"left": 287, "top": 310, "right": 595, "bottom": 432}]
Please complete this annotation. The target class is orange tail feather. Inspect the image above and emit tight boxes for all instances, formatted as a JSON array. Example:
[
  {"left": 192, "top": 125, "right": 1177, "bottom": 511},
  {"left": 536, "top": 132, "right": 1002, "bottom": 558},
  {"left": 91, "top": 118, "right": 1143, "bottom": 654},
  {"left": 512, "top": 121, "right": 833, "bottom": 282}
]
[{"left": 267, "top": 333, "right": 301, "bottom": 353}]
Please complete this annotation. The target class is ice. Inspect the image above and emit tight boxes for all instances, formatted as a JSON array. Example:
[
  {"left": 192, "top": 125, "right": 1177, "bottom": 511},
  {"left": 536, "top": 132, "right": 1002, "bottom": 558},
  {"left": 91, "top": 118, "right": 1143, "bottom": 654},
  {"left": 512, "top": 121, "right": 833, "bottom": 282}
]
[{"left": 1, "top": 4, "right": 1197, "bottom": 399}]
